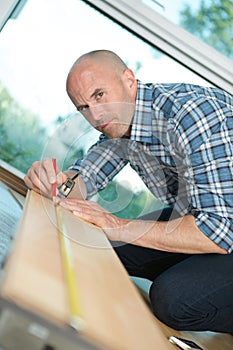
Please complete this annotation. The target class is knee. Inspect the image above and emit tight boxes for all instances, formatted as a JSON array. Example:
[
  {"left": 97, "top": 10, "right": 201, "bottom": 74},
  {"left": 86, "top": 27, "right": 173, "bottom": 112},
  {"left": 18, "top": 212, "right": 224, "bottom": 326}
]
[
  {"left": 149, "top": 276, "right": 204, "bottom": 331},
  {"left": 149, "top": 278, "right": 181, "bottom": 329}
]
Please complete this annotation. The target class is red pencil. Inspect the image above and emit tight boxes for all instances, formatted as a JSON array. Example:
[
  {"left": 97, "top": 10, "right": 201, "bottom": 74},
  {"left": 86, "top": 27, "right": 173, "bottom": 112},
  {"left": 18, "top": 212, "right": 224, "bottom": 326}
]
[{"left": 52, "top": 158, "right": 57, "bottom": 199}]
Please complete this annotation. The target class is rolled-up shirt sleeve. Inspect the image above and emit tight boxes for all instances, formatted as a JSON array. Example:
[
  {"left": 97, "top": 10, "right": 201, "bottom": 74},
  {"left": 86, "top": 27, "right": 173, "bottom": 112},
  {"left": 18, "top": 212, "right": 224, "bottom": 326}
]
[
  {"left": 69, "top": 136, "right": 128, "bottom": 199},
  {"left": 188, "top": 154, "right": 233, "bottom": 253},
  {"left": 176, "top": 97, "right": 233, "bottom": 253},
  {"left": 191, "top": 210, "right": 233, "bottom": 253}
]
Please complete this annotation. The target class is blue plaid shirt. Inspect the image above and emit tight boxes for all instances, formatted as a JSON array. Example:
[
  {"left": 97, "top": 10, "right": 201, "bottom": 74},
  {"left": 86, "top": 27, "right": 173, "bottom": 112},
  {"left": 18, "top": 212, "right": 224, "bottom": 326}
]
[{"left": 71, "top": 81, "right": 233, "bottom": 253}]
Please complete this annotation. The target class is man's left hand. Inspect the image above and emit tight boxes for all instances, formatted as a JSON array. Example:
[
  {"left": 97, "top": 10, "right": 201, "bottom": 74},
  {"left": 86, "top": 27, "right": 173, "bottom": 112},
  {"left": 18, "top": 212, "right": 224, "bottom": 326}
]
[{"left": 59, "top": 198, "right": 130, "bottom": 241}]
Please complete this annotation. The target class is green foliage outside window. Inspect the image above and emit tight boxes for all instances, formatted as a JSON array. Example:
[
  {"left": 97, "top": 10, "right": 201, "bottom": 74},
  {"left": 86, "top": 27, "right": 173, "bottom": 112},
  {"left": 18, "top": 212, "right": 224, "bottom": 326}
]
[
  {"left": 0, "top": 81, "right": 47, "bottom": 173},
  {"left": 0, "top": 82, "right": 46, "bottom": 172},
  {"left": 180, "top": 0, "right": 233, "bottom": 59},
  {"left": 97, "top": 181, "right": 164, "bottom": 219}
]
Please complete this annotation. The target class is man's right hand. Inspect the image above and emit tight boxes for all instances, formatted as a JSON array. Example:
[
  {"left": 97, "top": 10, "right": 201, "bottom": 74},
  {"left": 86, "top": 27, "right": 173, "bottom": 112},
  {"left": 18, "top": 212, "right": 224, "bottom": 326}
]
[{"left": 24, "top": 159, "right": 66, "bottom": 198}]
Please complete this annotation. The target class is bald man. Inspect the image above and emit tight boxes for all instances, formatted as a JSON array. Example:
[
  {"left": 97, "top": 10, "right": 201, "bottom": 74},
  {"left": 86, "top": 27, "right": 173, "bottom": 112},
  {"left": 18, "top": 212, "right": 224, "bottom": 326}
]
[{"left": 25, "top": 50, "right": 233, "bottom": 334}]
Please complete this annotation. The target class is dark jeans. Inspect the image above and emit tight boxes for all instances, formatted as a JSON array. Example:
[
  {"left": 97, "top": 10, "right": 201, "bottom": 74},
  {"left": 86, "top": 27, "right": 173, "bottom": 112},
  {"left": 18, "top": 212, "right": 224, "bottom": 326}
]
[{"left": 113, "top": 207, "right": 233, "bottom": 334}]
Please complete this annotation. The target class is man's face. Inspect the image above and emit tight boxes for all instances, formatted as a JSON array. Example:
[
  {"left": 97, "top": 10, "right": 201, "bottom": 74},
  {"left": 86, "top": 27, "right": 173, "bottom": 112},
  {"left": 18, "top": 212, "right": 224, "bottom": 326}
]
[{"left": 67, "top": 60, "right": 137, "bottom": 138}]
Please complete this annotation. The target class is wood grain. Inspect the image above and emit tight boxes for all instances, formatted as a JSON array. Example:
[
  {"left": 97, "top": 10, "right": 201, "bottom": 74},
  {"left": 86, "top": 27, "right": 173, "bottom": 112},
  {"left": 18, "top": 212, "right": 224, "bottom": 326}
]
[{"left": 1, "top": 191, "right": 176, "bottom": 350}]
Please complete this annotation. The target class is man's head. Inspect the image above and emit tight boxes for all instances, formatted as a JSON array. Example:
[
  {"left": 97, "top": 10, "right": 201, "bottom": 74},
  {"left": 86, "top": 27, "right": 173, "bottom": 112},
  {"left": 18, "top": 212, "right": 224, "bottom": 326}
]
[{"left": 66, "top": 50, "right": 137, "bottom": 138}]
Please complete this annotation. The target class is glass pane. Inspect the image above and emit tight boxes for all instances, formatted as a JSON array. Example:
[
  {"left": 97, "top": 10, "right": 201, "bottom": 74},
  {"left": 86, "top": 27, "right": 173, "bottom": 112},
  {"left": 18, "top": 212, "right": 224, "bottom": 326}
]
[
  {"left": 0, "top": 0, "right": 212, "bottom": 217},
  {"left": 149, "top": 0, "right": 233, "bottom": 61}
]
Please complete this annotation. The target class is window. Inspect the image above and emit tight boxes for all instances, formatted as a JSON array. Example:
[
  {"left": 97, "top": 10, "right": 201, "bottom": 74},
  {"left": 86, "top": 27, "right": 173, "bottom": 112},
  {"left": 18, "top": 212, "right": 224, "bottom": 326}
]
[
  {"left": 159, "top": 0, "right": 233, "bottom": 62},
  {"left": 0, "top": 0, "right": 224, "bottom": 218}
]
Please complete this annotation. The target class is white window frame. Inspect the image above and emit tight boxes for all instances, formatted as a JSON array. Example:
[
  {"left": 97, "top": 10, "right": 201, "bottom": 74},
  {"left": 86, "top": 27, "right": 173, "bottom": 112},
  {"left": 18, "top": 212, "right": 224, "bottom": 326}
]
[
  {"left": 0, "top": 0, "right": 232, "bottom": 94},
  {"left": 0, "top": 0, "right": 20, "bottom": 31},
  {"left": 84, "top": 0, "right": 233, "bottom": 94}
]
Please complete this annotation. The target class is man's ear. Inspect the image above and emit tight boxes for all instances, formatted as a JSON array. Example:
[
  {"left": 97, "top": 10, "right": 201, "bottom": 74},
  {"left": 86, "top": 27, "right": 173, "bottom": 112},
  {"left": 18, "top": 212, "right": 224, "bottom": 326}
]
[{"left": 123, "top": 68, "right": 137, "bottom": 94}]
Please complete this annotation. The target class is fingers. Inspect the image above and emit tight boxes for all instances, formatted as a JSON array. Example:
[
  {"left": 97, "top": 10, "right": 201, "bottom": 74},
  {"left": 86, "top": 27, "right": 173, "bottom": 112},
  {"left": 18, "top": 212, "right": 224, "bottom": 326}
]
[
  {"left": 59, "top": 199, "right": 109, "bottom": 225},
  {"left": 24, "top": 159, "right": 66, "bottom": 198},
  {"left": 59, "top": 199, "right": 107, "bottom": 215},
  {"left": 24, "top": 161, "right": 49, "bottom": 194}
]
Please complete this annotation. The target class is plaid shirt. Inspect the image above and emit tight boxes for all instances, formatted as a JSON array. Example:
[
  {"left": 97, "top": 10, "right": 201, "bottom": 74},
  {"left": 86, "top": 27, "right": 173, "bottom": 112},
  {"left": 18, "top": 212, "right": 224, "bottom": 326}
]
[{"left": 71, "top": 81, "right": 233, "bottom": 253}]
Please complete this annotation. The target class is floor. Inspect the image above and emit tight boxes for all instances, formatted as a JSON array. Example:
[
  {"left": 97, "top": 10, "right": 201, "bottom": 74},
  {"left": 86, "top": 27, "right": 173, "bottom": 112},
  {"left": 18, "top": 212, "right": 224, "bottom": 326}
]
[{"left": 159, "top": 320, "right": 233, "bottom": 350}]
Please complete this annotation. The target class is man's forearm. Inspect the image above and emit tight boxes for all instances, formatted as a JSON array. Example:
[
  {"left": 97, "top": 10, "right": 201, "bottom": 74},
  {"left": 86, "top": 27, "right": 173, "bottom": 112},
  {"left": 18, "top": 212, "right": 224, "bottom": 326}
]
[
  {"left": 57, "top": 198, "right": 227, "bottom": 254},
  {"left": 123, "top": 215, "right": 227, "bottom": 254}
]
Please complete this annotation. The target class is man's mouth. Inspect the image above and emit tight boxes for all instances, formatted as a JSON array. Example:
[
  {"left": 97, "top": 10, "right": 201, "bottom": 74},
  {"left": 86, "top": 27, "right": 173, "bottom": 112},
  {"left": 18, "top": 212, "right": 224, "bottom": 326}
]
[
  {"left": 97, "top": 120, "right": 111, "bottom": 132},
  {"left": 102, "top": 121, "right": 111, "bottom": 129}
]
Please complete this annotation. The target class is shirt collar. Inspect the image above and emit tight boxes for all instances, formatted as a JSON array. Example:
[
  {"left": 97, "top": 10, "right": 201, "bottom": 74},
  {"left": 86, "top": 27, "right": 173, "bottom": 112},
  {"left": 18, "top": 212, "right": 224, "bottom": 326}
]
[{"left": 131, "top": 80, "right": 154, "bottom": 143}]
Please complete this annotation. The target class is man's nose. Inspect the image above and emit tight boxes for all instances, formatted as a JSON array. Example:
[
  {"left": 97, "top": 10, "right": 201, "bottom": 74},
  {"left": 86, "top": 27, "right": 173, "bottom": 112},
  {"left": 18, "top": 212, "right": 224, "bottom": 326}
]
[{"left": 89, "top": 105, "right": 104, "bottom": 121}]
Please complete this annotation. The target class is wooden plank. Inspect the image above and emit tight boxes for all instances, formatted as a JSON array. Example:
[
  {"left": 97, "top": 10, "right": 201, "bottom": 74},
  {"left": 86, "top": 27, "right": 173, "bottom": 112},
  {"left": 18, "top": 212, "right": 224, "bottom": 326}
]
[
  {"left": 0, "top": 191, "right": 175, "bottom": 350},
  {"left": 0, "top": 159, "right": 27, "bottom": 196}
]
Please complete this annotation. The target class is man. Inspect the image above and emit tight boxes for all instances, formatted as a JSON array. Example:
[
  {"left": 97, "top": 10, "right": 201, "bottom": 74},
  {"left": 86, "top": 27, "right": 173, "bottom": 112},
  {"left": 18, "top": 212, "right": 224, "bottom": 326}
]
[{"left": 24, "top": 50, "right": 233, "bottom": 334}]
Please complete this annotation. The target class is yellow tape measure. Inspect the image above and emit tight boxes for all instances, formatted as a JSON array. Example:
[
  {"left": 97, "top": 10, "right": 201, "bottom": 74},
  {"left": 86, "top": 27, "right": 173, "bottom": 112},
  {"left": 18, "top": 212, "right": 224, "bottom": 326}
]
[{"left": 55, "top": 203, "right": 84, "bottom": 331}]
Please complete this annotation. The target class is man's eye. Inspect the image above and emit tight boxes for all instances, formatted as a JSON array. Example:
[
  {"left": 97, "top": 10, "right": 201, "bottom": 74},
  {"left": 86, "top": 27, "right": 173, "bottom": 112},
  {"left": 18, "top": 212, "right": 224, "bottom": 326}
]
[
  {"left": 96, "top": 91, "right": 104, "bottom": 100},
  {"left": 77, "top": 105, "right": 88, "bottom": 112}
]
